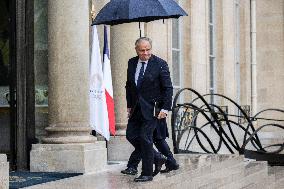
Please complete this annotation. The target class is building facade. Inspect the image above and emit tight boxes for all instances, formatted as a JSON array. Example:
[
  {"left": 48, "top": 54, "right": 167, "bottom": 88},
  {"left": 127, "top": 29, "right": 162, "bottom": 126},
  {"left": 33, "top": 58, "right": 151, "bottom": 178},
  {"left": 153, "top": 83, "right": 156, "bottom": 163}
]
[{"left": 0, "top": 0, "right": 283, "bottom": 172}]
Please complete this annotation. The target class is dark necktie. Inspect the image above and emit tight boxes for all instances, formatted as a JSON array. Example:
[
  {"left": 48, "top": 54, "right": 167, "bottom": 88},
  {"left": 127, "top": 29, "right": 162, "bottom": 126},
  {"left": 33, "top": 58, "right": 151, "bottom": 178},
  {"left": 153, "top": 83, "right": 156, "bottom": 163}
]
[{"left": 137, "top": 62, "right": 145, "bottom": 88}]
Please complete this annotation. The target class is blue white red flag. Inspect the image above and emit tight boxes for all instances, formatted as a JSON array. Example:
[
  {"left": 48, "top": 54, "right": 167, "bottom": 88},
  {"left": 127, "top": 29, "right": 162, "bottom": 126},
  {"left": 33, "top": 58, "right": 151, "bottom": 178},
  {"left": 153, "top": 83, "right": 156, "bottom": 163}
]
[{"left": 103, "top": 25, "right": 116, "bottom": 136}]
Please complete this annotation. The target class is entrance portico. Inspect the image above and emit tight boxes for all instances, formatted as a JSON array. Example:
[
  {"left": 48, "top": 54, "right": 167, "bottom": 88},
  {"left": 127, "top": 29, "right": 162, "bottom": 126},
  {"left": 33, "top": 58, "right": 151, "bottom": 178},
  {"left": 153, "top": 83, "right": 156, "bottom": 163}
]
[{"left": 30, "top": 0, "right": 107, "bottom": 173}]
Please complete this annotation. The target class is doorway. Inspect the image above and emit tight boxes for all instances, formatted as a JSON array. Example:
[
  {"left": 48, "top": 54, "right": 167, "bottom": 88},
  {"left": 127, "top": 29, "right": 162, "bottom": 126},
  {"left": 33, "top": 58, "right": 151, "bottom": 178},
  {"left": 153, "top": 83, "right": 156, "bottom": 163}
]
[
  {"left": 0, "top": 0, "right": 17, "bottom": 169},
  {"left": 0, "top": 0, "right": 35, "bottom": 170}
]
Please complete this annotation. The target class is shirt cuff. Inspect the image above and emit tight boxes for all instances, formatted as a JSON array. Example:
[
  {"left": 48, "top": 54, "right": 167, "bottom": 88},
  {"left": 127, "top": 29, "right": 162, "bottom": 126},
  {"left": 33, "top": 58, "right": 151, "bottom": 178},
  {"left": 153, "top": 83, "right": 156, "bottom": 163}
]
[{"left": 161, "top": 109, "right": 168, "bottom": 115}]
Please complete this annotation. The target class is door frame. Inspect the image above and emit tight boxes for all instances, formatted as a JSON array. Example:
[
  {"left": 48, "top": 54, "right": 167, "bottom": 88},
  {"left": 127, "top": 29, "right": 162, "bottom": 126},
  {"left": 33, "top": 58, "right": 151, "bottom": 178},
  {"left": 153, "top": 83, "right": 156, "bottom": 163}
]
[{"left": 13, "top": 0, "right": 35, "bottom": 170}]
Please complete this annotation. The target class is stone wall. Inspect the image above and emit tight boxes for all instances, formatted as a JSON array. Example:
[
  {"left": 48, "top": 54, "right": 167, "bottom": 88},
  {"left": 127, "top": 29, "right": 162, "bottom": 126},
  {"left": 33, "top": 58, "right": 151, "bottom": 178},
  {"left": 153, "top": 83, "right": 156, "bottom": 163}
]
[{"left": 256, "top": 0, "right": 284, "bottom": 117}]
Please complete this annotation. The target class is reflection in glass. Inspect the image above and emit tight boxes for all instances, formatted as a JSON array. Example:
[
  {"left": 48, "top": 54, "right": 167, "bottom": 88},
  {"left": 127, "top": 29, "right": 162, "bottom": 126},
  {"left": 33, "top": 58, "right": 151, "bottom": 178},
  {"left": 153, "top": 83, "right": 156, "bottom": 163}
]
[
  {"left": 34, "top": 0, "right": 48, "bottom": 142},
  {"left": 0, "top": 0, "right": 9, "bottom": 86}
]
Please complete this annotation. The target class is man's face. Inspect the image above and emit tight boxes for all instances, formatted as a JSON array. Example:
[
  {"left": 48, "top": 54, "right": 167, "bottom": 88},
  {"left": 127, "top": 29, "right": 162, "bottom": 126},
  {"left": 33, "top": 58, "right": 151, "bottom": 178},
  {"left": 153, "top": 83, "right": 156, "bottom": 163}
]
[{"left": 135, "top": 40, "right": 152, "bottom": 61}]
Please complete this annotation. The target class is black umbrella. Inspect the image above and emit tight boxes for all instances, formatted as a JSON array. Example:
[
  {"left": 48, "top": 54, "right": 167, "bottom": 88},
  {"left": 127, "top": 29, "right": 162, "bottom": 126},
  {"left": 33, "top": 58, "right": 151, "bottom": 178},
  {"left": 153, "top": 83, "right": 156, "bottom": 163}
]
[{"left": 92, "top": 0, "right": 188, "bottom": 27}]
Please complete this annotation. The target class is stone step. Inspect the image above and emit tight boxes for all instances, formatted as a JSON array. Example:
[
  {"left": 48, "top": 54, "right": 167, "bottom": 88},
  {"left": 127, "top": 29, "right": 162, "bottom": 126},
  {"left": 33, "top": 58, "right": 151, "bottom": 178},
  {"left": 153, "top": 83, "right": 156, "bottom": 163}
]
[
  {"left": 174, "top": 154, "right": 244, "bottom": 174},
  {"left": 218, "top": 161, "right": 268, "bottom": 189},
  {"left": 117, "top": 154, "right": 245, "bottom": 189},
  {"left": 275, "top": 178, "right": 284, "bottom": 188},
  {"left": 23, "top": 154, "right": 244, "bottom": 189},
  {"left": 150, "top": 154, "right": 243, "bottom": 180},
  {"left": 24, "top": 154, "right": 284, "bottom": 189},
  {"left": 190, "top": 162, "right": 245, "bottom": 189},
  {"left": 138, "top": 154, "right": 245, "bottom": 189},
  {"left": 198, "top": 160, "right": 268, "bottom": 189},
  {"left": 268, "top": 166, "right": 284, "bottom": 180},
  {"left": 268, "top": 166, "right": 284, "bottom": 189}
]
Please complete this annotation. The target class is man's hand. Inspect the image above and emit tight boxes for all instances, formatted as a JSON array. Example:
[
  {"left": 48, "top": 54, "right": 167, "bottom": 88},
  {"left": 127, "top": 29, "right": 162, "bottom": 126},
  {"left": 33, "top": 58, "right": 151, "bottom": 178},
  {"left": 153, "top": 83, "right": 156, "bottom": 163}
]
[
  {"left": 157, "top": 111, "right": 167, "bottom": 119},
  {"left": 127, "top": 108, "right": 132, "bottom": 118}
]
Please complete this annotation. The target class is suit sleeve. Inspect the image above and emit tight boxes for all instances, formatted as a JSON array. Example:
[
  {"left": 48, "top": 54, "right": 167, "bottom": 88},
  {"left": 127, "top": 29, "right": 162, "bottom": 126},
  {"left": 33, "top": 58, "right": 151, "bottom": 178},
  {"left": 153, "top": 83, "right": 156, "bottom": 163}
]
[
  {"left": 159, "top": 62, "right": 173, "bottom": 111},
  {"left": 125, "top": 61, "right": 132, "bottom": 108}
]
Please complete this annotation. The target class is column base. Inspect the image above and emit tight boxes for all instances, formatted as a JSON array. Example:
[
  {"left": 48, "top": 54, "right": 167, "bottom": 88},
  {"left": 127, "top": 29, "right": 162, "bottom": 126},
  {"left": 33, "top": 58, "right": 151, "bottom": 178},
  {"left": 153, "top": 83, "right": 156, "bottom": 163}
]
[
  {"left": 107, "top": 135, "right": 134, "bottom": 161},
  {"left": 0, "top": 154, "right": 8, "bottom": 189},
  {"left": 30, "top": 142, "right": 107, "bottom": 173}
]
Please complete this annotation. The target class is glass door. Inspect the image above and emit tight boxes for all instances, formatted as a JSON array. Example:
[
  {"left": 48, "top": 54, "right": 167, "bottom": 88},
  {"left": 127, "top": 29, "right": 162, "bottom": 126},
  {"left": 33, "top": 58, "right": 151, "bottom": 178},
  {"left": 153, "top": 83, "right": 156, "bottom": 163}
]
[{"left": 0, "top": 0, "right": 16, "bottom": 168}]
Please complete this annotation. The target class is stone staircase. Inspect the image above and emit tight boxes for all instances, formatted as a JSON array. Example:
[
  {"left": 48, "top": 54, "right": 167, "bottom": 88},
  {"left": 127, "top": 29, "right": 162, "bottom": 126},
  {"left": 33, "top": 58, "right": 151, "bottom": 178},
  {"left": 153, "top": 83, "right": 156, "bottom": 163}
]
[
  {"left": 268, "top": 166, "right": 284, "bottom": 189},
  {"left": 23, "top": 154, "right": 284, "bottom": 189}
]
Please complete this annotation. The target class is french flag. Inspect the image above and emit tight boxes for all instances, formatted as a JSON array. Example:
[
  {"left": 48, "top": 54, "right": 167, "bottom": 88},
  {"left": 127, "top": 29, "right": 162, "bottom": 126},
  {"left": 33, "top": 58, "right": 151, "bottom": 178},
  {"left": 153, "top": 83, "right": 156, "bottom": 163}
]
[{"left": 103, "top": 26, "right": 116, "bottom": 135}]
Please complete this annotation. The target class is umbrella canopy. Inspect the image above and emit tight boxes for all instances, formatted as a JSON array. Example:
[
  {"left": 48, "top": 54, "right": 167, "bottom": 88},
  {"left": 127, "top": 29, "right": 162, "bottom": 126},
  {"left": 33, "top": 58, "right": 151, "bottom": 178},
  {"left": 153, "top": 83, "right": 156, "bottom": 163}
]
[{"left": 92, "top": 0, "right": 188, "bottom": 26}]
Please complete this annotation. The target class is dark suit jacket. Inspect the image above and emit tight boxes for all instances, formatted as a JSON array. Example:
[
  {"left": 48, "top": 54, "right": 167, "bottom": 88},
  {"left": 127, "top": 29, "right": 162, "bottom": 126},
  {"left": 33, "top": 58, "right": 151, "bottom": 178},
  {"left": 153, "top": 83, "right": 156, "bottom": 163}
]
[{"left": 125, "top": 55, "right": 173, "bottom": 120}]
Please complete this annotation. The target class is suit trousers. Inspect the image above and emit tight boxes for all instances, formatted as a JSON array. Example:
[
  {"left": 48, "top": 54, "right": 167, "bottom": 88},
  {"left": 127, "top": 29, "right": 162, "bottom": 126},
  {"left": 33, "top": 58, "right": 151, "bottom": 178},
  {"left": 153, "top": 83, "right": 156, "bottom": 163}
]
[
  {"left": 126, "top": 135, "right": 177, "bottom": 170},
  {"left": 126, "top": 105, "right": 157, "bottom": 176},
  {"left": 154, "top": 139, "right": 178, "bottom": 168}
]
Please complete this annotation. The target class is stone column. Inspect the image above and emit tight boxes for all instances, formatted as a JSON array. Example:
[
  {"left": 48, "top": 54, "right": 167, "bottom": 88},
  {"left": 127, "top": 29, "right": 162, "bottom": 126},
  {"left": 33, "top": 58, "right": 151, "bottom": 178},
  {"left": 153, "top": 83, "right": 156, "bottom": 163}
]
[
  {"left": 0, "top": 154, "right": 8, "bottom": 189},
  {"left": 30, "top": 0, "right": 107, "bottom": 173},
  {"left": 107, "top": 23, "right": 142, "bottom": 161}
]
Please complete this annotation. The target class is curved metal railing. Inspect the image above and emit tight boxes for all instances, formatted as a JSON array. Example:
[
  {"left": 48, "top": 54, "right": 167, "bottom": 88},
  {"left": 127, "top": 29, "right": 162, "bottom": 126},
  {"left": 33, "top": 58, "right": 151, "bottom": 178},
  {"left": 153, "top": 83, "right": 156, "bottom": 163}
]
[{"left": 171, "top": 88, "right": 284, "bottom": 165}]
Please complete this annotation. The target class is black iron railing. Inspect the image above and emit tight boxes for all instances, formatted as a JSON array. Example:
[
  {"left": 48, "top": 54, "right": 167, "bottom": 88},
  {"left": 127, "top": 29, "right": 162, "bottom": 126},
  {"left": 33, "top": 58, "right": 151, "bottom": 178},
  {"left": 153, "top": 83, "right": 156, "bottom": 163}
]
[{"left": 171, "top": 88, "right": 284, "bottom": 165}]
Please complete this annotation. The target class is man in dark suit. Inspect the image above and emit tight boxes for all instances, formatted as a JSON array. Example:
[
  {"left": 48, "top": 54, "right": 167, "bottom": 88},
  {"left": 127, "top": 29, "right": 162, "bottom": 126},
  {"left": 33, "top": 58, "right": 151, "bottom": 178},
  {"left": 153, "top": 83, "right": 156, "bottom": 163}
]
[
  {"left": 121, "top": 118, "right": 179, "bottom": 177},
  {"left": 123, "top": 37, "right": 173, "bottom": 182}
]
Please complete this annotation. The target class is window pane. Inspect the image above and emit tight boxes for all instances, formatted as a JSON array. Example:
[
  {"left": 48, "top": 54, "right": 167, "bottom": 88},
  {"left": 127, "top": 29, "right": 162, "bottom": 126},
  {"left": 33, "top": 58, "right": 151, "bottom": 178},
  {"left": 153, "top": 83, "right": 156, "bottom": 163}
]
[
  {"left": 209, "top": 0, "right": 213, "bottom": 23},
  {"left": 34, "top": 0, "right": 48, "bottom": 142},
  {"left": 209, "top": 25, "right": 214, "bottom": 55},
  {"left": 210, "top": 57, "right": 215, "bottom": 89},
  {"left": 172, "top": 19, "right": 179, "bottom": 49}
]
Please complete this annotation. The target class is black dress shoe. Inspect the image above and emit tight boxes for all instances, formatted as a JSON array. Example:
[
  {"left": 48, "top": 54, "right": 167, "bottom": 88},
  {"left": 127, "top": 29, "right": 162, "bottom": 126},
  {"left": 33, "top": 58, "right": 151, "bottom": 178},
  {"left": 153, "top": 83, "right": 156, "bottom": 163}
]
[
  {"left": 121, "top": 167, "right": 138, "bottom": 175},
  {"left": 160, "top": 164, "right": 179, "bottom": 173},
  {"left": 134, "top": 175, "right": 153, "bottom": 182},
  {"left": 153, "top": 156, "right": 167, "bottom": 176}
]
